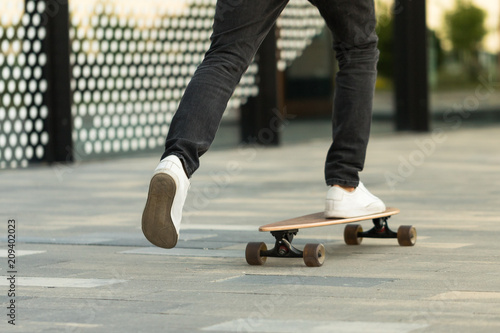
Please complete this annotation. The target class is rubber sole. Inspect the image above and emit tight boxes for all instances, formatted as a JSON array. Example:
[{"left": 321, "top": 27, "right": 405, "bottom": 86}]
[
  {"left": 142, "top": 173, "right": 178, "bottom": 249},
  {"left": 325, "top": 200, "right": 385, "bottom": 219}
]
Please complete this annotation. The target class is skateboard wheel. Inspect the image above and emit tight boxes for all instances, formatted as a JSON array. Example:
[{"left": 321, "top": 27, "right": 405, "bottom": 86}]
[
  {"left": 397, "top": 225, "right": 417, "bottom": 246},
  {"left": 303, "top": 243, "right": 325, "bottom": 267},
  {"left": 245, "top": 242, "right": 268, "bottom": 265},
  {"left": 344, "top": 224, "right": 363, "bottom": 245}
]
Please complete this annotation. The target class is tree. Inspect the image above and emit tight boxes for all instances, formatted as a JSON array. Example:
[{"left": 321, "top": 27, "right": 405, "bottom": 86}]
[
  {"left": 375, "top": 1, "right": 443, "bottom": 82},
  {"left": 444, "top": 0, "right": 487, "bottom": 79},
  {"left": 376, "top": 2, "right": 394, "bottom": 80}
]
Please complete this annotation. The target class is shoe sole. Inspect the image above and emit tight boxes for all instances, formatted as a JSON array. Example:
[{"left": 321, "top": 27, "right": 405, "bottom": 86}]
[
  {"left": 142, "top": 173, "right": 178, "bottom": 249},
  {"left": 325, "top": 200, "right": 385, "bottom": 219}
]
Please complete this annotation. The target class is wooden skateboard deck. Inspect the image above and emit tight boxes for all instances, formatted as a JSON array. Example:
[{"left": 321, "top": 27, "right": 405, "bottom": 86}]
[
  {"left": 245, "top": 207, "right": 416, "bottom": 268},
  {"left": 259, "top": 207, "right": 400, "bottom": 232}
]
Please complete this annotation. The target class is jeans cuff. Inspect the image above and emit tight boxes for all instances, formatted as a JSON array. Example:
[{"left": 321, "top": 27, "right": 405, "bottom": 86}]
[{"left": 326, "top": 178, "right": 359, "bottom": 187}]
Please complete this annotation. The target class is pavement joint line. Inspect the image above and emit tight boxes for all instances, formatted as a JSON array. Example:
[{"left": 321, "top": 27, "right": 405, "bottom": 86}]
[
  {"left": 121, "top": 247, "right": 244, "bottom": 258},
  {"left": 181, "top": 224, "right": 258, "bottom": 231},
  {"left": 218, "top": 275, "right": 397, "bottom": 288},
  {"left": 416, "top": 243, "right": 473, "bottom": 249},
  {"left": 427, "top": 291, "right": 500, "bottom": 301},
  {"left": 201, "top": 319, "right": 428, "bottom": 333},
  {"left": 27, "top": 322, "right": 103, "bottom": 329},
  {"left": 0, "top": 250, "right": 46, "bottom": 257},
  {"left": 210, "top": 275, "right": 245, "bottom": 283},
  {"left": 0, "top": 277, "right": 127, "bottom": 288}
]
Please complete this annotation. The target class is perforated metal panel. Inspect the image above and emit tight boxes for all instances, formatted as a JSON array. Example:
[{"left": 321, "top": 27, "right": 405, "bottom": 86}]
[
  {"left": 277, "top": 0, "right": 324, "bottom": 71},
  {"left": 1, "top": 0, "right": 324, "bottom": 167},
  {"left": 69, "top": 0, "right": 323, "bottom": 159},
  {"left": 0, "top": 0, "right": 49, "bottom": 169}
]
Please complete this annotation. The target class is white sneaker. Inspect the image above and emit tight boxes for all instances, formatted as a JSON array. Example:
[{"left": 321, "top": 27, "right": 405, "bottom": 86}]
[
  {"left": 325, "top": 182, "right": 386, "bottom": 218},
  {"left": 142, "top": 155, "right": 190, "bottom": 248}
]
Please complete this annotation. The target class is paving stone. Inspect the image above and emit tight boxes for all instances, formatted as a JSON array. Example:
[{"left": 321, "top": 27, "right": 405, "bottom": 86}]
[{"left": 0, "top": 122, "right": 499, "bottom": 332}]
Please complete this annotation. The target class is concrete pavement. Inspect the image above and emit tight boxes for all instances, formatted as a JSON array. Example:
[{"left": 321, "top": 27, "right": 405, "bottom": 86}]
[{"left": 1, "top": 120, "right": 500, "bottom": 332}]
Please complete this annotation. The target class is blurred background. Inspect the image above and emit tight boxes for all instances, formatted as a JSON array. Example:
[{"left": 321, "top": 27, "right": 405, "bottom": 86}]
[{"left": 0, "top": 0, "right": 499, "bottom": 169}]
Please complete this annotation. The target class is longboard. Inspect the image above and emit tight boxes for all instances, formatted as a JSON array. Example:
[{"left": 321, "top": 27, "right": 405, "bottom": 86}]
[{"left": 245, "top": 207, "right": 416, "bottom": 267}]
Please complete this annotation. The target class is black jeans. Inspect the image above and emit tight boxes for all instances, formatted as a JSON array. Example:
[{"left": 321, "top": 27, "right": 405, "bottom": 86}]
[{"left": 162, "top": 0, "right": 379, "bottom": 187}]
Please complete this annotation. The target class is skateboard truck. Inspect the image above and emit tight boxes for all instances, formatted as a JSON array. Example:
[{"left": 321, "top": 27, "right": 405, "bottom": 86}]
[
  {"left": 261, "top": 230, "right": 303, "bottom": 258},
  {"left": 344, "top": 216, "right": 416, "bottom": 246},
  {"left": 359, "top": 217, "right": 398, "bottom": 239},
  {"left": 245, "top": 230, "right": 326, "bottom": 267}
]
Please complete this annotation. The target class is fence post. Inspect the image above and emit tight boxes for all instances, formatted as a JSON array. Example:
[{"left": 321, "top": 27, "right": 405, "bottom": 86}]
[
  {"left": 394, "top": 0, "right": 429, "bottom": 132},
  {"left": 240, "top": 25, "right": 280, "bottom": 145},
  {"left": 43, "top": 0, "right": 73, "bottom": 162}
]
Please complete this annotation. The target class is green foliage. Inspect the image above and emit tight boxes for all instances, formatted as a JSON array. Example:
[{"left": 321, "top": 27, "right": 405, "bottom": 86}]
[
  {"left": 375, "top": 1, "right": 444, "bottom": 80},
  {"left": 376, "top": 13, "right": 394, "bottom": 78},
  {"left": 445, "top": 0, "right": 487, "bottom": 53},
  {"left": 375, "top": 1, "right": 394, "bottom": 79}
]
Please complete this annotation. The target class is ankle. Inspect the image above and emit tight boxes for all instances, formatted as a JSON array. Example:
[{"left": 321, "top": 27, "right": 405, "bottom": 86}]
[{"left": 333, "top": 185, "right": 355, "bottom": 193}]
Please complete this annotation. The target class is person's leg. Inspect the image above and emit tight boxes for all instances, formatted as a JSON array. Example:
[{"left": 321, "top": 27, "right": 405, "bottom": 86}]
[
  {"left": 143, "top": 0, "right": 289, "bottom": 249},
  {"left": 162, "top": 0, "right": 290, "bottom": 178},
  {"left": 311, "top": 0, "right": 379, "bottom": 187},
  {"left": 309, "top": 0, "right": 385, "bottom": 217}
]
